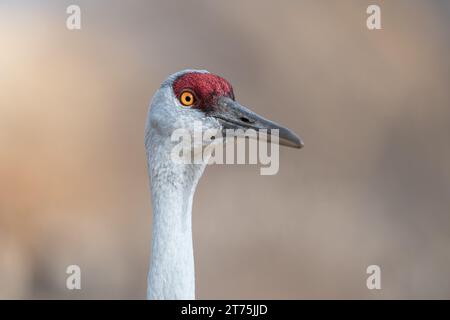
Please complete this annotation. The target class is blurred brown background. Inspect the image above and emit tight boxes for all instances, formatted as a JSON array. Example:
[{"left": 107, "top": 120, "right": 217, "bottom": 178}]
[{"left": 1, "top": 0, "right": 450, "bottom": 299}]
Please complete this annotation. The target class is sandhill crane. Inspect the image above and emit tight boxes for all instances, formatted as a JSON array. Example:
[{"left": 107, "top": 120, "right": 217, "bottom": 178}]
[{"left": 145, "top": 69, "right": 303, "bottom": 299}]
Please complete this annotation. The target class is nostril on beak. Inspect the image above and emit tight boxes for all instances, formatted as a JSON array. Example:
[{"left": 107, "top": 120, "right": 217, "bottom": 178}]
[{"left": 240, "top": 117, "right": 251, "bottom": 123}]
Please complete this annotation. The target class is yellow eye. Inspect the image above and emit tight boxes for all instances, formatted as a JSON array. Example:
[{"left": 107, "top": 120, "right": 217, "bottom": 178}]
[{"left": 180, "top": 91, "right": 196, "bottom": 106}]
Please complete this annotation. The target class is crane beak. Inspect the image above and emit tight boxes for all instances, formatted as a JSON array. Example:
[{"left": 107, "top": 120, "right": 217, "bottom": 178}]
[{"left": 210, "top": 96, "right": 304, "bottom": 149}]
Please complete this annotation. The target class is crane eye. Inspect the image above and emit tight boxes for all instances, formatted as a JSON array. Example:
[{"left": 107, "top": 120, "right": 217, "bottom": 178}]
[{"left": 179, "top": 91, "right": 196, "bottom": 107}]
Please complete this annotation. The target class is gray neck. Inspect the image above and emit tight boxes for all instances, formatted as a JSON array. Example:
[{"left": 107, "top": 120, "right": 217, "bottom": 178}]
[{"left": 146, "top": 135, "right": 206, "bottom": 299}]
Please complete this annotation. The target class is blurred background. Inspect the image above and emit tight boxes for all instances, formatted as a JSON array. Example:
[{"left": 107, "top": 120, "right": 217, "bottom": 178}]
[{"left": 1, "top": 0, "right": 450, "bottom": 299}]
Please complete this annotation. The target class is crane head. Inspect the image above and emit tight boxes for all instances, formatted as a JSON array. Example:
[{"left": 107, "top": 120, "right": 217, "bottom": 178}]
[{"left": 147, "top": 69, "right": 303, "bottom": 150}]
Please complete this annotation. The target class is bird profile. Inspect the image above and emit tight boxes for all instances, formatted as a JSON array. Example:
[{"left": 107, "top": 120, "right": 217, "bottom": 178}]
[{"left": 144, "top": 69, "right": 303, "bottom": 299}]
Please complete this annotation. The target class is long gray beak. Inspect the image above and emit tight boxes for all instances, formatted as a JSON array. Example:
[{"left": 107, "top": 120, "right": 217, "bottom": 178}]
[{"left": 210, "top": 96, "right": 304, "bottom": 149}]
